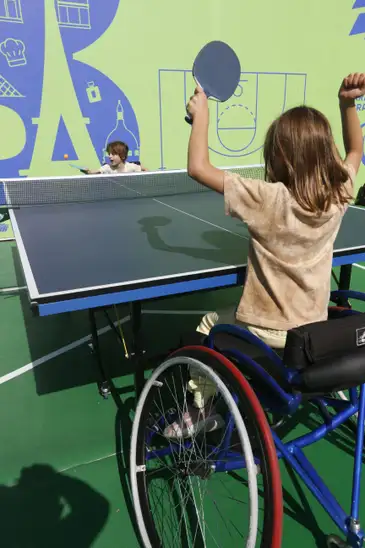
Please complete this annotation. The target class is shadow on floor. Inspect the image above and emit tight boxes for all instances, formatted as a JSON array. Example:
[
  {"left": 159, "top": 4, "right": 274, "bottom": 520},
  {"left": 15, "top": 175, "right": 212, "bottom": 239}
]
[
  {"left": 11, "top": 245, "right": 196, "bottom": 397},
  {"left": 114, "top": 396, "right": 142, "bottom": 547},
  {"left": 0, "top": 464, "right": 110, "bottom": 548},
  {"left": 282, "top": 461, "right": 329, "bottom": 547}
]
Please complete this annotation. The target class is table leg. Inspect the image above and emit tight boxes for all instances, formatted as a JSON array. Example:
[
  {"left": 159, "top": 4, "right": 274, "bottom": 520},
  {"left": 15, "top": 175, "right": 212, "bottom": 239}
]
[
  {"left": 339, "top": 264, "right": 352, "bottom": 291},
  {"left": 88, "top": 309, "right": 111, "bottom": 398},
  {"left": 337, "top": 264, "right": 353, "bottom": 306},
  {"left": 89, "top": 302, "right": 146, "bottom": 401},
  {"left": 130, "top": 301, "right": 145, "bottom": 399}
]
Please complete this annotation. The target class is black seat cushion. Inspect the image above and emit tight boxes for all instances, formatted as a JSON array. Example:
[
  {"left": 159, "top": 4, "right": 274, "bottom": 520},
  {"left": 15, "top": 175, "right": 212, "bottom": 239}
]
[
  {"left": 180, "top": 324, "right": 365, "bottom": 394},
  {"left": 297, "top": 352, "right": 365, "bottom": 393},
  {"left": 180, "top": 329, "right": 365, "bottom": 394},
  {"left": 283, "top": 312, "right": 365, "bottom": 370}
]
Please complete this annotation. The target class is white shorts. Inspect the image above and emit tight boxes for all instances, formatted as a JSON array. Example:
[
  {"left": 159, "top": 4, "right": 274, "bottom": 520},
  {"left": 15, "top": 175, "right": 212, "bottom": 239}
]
[{"left": 196, "top": 307, "right": 287, "bottom": 349}]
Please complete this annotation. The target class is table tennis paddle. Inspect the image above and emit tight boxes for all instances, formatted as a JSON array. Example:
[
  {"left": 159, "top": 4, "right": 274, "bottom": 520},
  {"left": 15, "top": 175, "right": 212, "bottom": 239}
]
[
  {"left": 69, "top": 163, "right": 88, "bottom": 174},
  {"left": 185, "top": 40, "right": 241, "bottom": 124}
]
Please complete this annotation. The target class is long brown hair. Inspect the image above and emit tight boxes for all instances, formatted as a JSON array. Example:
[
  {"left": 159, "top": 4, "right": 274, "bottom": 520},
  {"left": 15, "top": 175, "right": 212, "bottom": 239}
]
[{"left": 263, "top": 106, "right": 353, "bottom": 214}]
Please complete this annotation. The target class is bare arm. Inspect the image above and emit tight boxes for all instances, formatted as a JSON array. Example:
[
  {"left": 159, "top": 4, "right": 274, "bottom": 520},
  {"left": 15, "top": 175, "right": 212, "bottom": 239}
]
[
  {"left": 338, "top": 73, "right": 365, "bottom": 174},
  {"left": 186, "top": 87, "right": 224, "bottom": 193}
]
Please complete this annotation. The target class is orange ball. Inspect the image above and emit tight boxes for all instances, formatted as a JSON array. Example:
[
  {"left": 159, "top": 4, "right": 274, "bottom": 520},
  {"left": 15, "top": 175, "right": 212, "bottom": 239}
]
[{"left": 64, "top": 154, "right": 68, "bottom": 160}]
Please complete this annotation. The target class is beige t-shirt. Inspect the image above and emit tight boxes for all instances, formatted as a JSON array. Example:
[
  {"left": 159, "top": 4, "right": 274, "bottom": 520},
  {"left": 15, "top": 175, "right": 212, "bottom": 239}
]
[
  {"left": 223, "top": 167, "right": 355, "bottom": 331},
  {"left": 99, "top": 161, "right": 142, "bottom": 174}
]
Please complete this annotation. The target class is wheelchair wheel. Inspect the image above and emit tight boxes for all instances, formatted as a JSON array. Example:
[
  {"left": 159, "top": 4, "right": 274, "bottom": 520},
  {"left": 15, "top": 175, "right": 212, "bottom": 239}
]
[{"left": 130, "top": 346, "right": 282, "bottom": 547}]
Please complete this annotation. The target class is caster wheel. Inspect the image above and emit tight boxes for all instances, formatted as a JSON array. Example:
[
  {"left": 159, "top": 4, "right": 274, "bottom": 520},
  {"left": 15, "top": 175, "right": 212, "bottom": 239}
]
[
  {"left": 326, "top": 534, "right": 350, "bottom": 548},
  {"left": 99, "top": 381, "right": 111, "bottom": 399}
]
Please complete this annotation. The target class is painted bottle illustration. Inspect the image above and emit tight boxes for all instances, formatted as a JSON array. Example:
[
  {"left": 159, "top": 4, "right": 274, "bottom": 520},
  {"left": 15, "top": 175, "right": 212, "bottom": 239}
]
[
  {"left": 86, "top": 81, "right": 101, "bottom": 103},
  {"left": 103, "top": 99, "right": 140, "bottom": 162}
]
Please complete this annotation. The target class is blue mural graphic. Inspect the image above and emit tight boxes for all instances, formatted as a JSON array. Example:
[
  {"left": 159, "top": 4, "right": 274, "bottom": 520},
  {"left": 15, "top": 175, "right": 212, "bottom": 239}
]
[
  {"left": 0, "top": 0, "right": 23, "bottom": 24},
  {"left": 351, "top": 0, "right": 365, "bottom": 36},
  {"left": 350, "top": 2, "right": 365, "bottom": 166},
  {"left": 158, "top": 68, "right": 307, "bottom": 169},
  {"left": 61, "top": 60, "right": 140, "bottom": 165},
  {"left": 0, "top": 0, "right": 44, "bottom": 178},
  {"left": 0, "top": 0, "right": 140, "bottom": 178}
]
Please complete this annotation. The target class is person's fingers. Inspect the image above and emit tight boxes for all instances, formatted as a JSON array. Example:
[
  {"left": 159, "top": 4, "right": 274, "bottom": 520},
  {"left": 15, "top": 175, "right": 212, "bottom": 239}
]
[
  {"left": 352, "top": 73, "right": 360, "bottom": 87},
  {"left": 359, "top": 73, "right": 365, "bottom": 88}
]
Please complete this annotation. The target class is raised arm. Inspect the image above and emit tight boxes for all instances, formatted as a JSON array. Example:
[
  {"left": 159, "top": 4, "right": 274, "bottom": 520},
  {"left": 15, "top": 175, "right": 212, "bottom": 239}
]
[
  {"left": 338, "top": 73, "right": 365, "bottom": 175},
  {"left": 186, "top": 87, "right": 224, "bottom": 193}
]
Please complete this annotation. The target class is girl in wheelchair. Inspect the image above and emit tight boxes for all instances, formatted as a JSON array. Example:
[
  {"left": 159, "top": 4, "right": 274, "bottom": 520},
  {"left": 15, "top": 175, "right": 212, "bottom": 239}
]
[{"left": 164, "top": 72, "right": 365, "bottom": 439}]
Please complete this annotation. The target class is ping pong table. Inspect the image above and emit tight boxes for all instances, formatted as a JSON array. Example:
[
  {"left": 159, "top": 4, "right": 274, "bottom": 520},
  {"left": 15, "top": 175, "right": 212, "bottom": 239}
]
[{"left": 6, "top": 166, "right": 365, "bottom": 397}]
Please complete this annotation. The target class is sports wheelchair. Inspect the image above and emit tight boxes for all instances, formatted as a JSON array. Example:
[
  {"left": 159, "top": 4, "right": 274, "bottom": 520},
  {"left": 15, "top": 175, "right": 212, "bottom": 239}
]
[{"left": 130, "top": 290, "right": 365, "bottom": 547}]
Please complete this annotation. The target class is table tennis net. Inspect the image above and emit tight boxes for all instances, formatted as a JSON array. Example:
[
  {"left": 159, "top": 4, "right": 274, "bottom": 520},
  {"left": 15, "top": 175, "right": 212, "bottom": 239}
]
[{"left": 1, "top": 165, "right": 265, "bottom": 207}]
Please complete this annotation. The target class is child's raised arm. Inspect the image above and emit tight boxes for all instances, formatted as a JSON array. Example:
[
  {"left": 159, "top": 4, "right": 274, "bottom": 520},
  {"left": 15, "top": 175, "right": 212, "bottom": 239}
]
[
  {"left": 339, "top": 73, "right": 365, "bottom": 175},
  {"left": 187, "top": 87, "right": 224, "bottom": 193}
]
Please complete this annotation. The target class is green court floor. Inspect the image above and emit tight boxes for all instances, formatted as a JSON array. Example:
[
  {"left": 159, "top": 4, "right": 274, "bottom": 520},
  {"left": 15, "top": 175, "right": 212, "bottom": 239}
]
[{"left": 1, "top": 240, "right": 365, "bottom": 547}]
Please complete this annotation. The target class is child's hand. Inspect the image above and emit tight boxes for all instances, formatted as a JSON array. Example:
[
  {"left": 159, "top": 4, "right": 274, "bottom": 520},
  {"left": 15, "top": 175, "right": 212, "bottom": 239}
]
[
  {"left": 339, "top": 73, "right": 365, "bottom": 101},
  {"left": 187, "top": 86, "right": 208, "bottom": 122}
]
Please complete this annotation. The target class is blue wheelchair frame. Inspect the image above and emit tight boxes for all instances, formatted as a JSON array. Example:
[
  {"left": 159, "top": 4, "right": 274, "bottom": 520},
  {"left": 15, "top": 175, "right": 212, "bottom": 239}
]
[
  {"left": 201, "top": 289, "right": 365, "bottom": 547},
  {"left": 143, "top": 289, "right": 365, "bottom": 546}
]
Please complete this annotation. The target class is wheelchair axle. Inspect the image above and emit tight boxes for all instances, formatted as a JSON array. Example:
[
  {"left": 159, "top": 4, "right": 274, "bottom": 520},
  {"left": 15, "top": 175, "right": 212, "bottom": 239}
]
[{"left": 179, "top": 461, "right": 215, "bottom": 480}]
